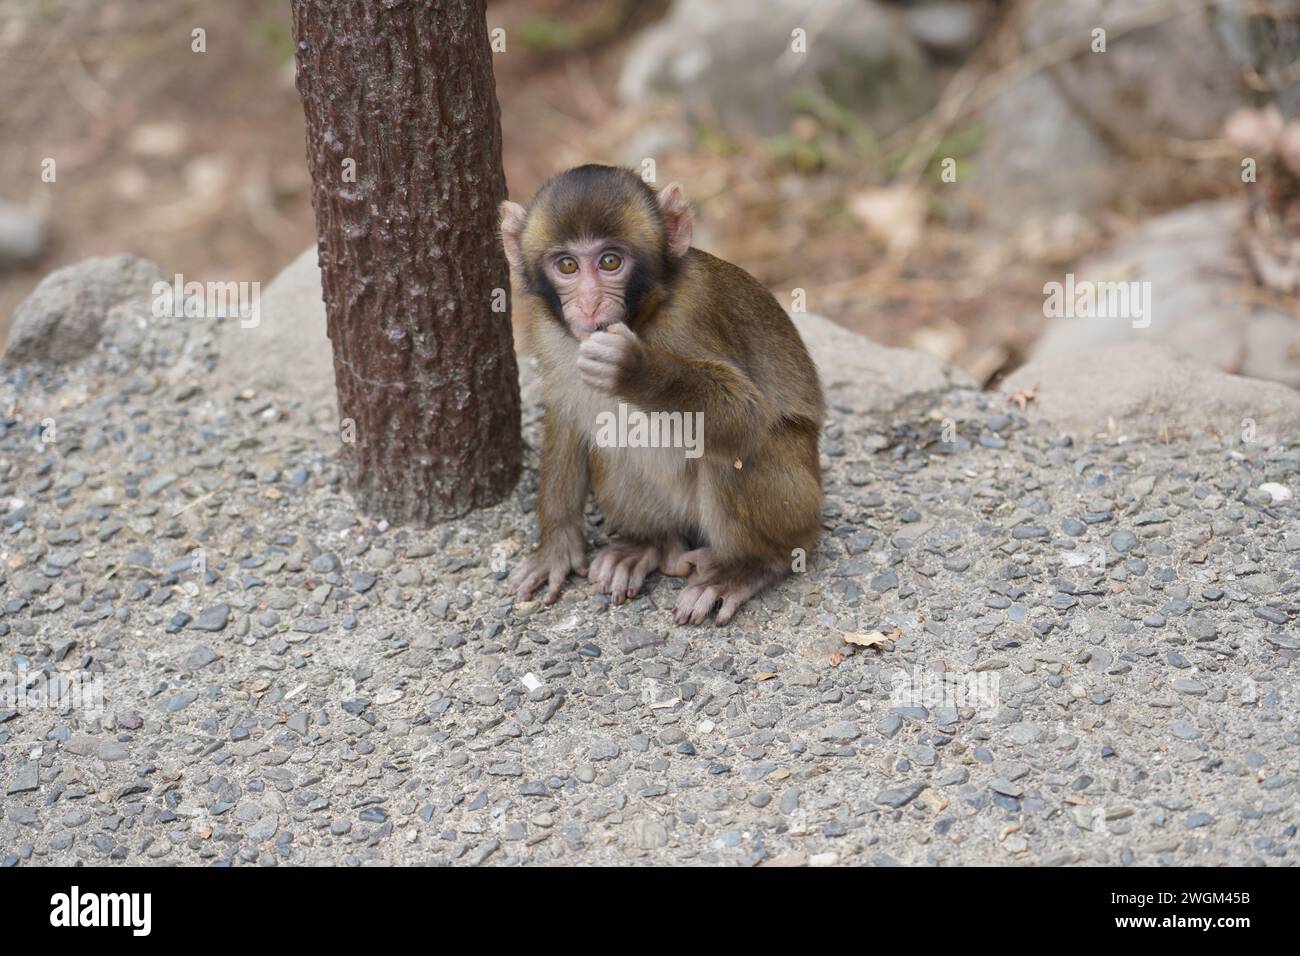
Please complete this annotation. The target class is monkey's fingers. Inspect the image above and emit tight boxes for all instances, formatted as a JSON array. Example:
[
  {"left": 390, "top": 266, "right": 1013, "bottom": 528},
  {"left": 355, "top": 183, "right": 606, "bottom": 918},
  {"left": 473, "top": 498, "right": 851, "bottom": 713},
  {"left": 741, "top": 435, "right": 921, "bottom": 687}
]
[
  {"left": 578, "top": 333, "right": 637, "bottom": 373},
  {"left": 577, "top": 355, "right": 619, "bottom": 393},
  {"left": 582, "top": 329, "right": 629, "bottom": 356}
]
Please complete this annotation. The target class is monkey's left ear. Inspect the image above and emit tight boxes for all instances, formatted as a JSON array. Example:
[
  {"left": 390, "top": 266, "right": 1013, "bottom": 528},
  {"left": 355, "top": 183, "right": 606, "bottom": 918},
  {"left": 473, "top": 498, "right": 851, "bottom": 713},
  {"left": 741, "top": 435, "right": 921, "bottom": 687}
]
[
  {"left": 656, "top": 182, "right": 693, "bottom": 259},
  {"left": 499, "top": 200, "right": 528, "bottom": 274}
]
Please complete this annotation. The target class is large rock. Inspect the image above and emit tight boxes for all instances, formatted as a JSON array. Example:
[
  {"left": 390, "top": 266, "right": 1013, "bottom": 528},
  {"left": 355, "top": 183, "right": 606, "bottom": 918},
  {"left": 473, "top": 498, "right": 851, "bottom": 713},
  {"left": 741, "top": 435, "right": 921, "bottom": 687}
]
[
  {"left": 1215, "top": 0, "right": 1300, "bottom": 117},
  {"left": 3, "top": 254, "right": 164, "bottom": 365},
  {"left": 1023, "top": 0, "right": 1247, "bottom": 141},
  {"left": 215, "top": 246, "right": 336, "bottom": 411},
  {"left": 966, "top": 71, "right": 1113, "bottom": 228},
  {"left": 794, "top": 312, "right": 976, "bottom": 412},
  {"left": 1002, "top": 342, "right": 1300, "bottom": 440},
  {"left": 618, "top": 0, "right": 933, "bottom": 136},
  {"left": 1027, "top": 200, "right": 1300, "bottom": 388},
  {"left": 968, "top": 0, "right": 1249, "bottom": 228}
]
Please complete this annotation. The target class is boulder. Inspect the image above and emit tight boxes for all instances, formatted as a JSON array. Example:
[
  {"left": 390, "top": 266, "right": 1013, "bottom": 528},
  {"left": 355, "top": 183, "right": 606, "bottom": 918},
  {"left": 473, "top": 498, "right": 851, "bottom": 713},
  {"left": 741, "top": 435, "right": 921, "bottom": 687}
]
[
  {"left": 1215, "top": 0, "right": 1300, "bottom": 117},
  {"left": 1002, "top": 342, "right": 1300, "bottom": 440},
  {"left": 1022, "top": 0, "right": 1247, "bottom": 141},
  {"left": 967, "top": 0, "right": 1249, "bottom": 228},
  {"left": 618, "top": 0, "right": 933, "bottom": 136},
  {"left": 1027, "top": 200, "right": 1300, "bottom": 388},
  {"left": 966, "top": 71, "right": 1113, "bottom": 229},
  {"left": 214, "top": 246, "right": 336, "bottom": 411},
  {"left": 793, "top": 312, "right": 976, "bottom": 412},
  {"left": 3, "top": 254, "right": 165, "bottom": 365}
]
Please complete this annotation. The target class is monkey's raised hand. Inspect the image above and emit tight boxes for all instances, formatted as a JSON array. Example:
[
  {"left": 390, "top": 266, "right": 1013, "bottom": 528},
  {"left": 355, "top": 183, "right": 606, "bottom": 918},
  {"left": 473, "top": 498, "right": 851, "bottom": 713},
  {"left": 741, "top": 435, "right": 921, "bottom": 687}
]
[
  {"left": 576, "top": 323, "right": 644, "bottom": 394},
  {"left": 509, "top": 528, "right": 588, "bottom": 605}
]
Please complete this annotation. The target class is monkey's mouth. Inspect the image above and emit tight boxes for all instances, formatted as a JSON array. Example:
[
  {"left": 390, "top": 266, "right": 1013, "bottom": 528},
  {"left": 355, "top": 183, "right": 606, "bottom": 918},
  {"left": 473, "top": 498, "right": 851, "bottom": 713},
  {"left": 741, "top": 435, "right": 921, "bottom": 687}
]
[{"left": 571, "top": 318, "right": 614, "bottom": 341}]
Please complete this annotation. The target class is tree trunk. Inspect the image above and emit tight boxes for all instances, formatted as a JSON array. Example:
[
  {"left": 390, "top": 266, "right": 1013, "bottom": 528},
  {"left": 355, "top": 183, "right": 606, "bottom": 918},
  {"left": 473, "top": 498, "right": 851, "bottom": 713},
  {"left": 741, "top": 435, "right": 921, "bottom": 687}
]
[{"left": 289, "top": 0, "right": 521, "bottom": 526}]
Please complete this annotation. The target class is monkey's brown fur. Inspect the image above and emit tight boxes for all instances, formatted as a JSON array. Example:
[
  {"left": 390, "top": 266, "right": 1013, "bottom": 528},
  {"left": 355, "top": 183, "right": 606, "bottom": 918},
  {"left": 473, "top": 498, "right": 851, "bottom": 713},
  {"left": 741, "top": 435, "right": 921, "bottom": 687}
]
[{"left": 505, "top": 165, "right": 823, "bottom": 625}]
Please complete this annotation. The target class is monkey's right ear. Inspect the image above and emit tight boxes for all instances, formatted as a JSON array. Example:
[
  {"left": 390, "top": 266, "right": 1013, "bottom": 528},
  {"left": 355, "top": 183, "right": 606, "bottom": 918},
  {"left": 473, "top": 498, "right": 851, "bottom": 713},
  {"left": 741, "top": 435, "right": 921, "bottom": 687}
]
[{"left": 499, "top": 200, "right": 528, "bottom": 274}]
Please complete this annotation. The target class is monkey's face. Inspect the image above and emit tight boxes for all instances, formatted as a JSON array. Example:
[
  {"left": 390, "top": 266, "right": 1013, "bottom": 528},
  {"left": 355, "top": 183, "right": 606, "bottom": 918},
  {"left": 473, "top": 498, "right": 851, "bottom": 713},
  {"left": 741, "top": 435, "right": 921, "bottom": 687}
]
[
  {"left": 500, "top": 165, "right": 694, "bottom": 340},
  {"left": 538, "top": 238, "right": 634, "bottom": 339}
]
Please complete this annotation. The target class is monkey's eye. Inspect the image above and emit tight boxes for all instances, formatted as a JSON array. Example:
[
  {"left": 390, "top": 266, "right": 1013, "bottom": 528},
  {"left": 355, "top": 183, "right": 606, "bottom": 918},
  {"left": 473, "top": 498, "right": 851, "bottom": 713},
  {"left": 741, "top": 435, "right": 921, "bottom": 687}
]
[
  {"left": 598, "top": 252, "right": 623, "bottom": 272},
  {"left": 556, "top": 256, "right": 578, "bottom": 275}
]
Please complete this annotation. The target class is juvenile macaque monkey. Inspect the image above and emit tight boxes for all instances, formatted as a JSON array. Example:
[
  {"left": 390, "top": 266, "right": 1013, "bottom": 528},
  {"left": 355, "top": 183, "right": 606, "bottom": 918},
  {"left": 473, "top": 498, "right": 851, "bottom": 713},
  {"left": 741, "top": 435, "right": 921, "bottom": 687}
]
[{"left": 501, "top": 165, "right": 822, "bottom": 625}]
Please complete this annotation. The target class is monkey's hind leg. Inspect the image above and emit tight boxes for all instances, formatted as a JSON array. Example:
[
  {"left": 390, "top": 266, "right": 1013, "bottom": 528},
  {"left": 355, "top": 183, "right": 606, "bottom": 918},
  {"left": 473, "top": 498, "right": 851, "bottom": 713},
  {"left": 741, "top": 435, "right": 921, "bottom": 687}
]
[
  {"left": 670, "top": 422, "right": 822, "bottom": 626},
  {"left": 589, "top": 536, "right": 691, "bottom": 605},
  {"left": 671, "top": 553, "right": 784, "bottom": 626}
]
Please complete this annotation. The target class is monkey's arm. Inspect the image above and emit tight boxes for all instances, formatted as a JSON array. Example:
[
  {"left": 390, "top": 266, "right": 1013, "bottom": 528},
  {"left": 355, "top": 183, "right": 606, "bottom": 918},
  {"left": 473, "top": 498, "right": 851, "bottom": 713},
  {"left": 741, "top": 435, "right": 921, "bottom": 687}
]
[
  {"left": 578, "top": 325, "right": 769, "bottom": 461},
  {"left": 509, "top": 414, "right": 590, "bottom": 603},
  {"left": 629, "top": 351, "right": 766, "bottom": 460}
]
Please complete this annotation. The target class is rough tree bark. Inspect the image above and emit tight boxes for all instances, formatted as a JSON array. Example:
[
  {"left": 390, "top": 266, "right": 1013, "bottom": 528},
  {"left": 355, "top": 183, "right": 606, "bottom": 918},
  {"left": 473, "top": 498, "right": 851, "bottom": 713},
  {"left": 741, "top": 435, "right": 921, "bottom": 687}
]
[{"left": 289, "top": 0, "right": 521, "bottom": 525}]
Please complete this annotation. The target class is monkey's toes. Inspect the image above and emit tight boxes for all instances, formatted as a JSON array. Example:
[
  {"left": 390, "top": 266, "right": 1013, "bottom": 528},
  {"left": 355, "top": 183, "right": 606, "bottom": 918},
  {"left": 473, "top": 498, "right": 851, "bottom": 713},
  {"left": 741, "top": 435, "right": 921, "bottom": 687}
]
[
  {"left": 510, "top": 568, "right": 546, "bottom": 602},
  {"left": 671, "top": 569, "right": 762, "bottom": 626},
  {"left": 510, "top": 547, "right": 584, "bottom": 604},
  {"left": 668, "top": 547, "right": 717, "bottom": 577},
  {"left": 590, "top": 543, "right": 662, "bottom": 603},
  {"left": 673, "top": 582, "right": 721, "bottom": 625},
  {"left": 657, "top": 538, "right": 693, "bottom": 577}
]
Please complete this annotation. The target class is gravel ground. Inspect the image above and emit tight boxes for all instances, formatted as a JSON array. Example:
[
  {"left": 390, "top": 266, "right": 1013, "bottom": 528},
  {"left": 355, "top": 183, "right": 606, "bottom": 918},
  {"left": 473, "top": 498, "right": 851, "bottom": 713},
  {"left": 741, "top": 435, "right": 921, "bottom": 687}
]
[{"left": 1, "top": 288, "right": 1298, "bottom": 867}]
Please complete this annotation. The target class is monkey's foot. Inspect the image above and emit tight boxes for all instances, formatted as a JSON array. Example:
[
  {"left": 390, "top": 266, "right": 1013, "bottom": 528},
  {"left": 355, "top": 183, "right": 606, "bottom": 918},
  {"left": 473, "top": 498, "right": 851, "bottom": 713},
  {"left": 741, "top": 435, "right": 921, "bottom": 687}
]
[
  {"left": 667, "top": 547, "right": 719, "bottom": 578},
  {"left": 509, "top": 532, "right": 588, "bottom": 606},
  {"left": 590, "top": 538, "right": 689, "bottom": 604},
  {"left": 672, "top": 556, "right": 780, "bottom": 626}
]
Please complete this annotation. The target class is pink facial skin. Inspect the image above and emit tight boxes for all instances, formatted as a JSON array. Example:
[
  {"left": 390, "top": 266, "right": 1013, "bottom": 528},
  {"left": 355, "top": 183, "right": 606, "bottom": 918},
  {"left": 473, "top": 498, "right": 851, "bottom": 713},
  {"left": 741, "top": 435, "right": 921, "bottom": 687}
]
[{"left": 542, "top": 238, "right": 634, "bottom": 340}]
